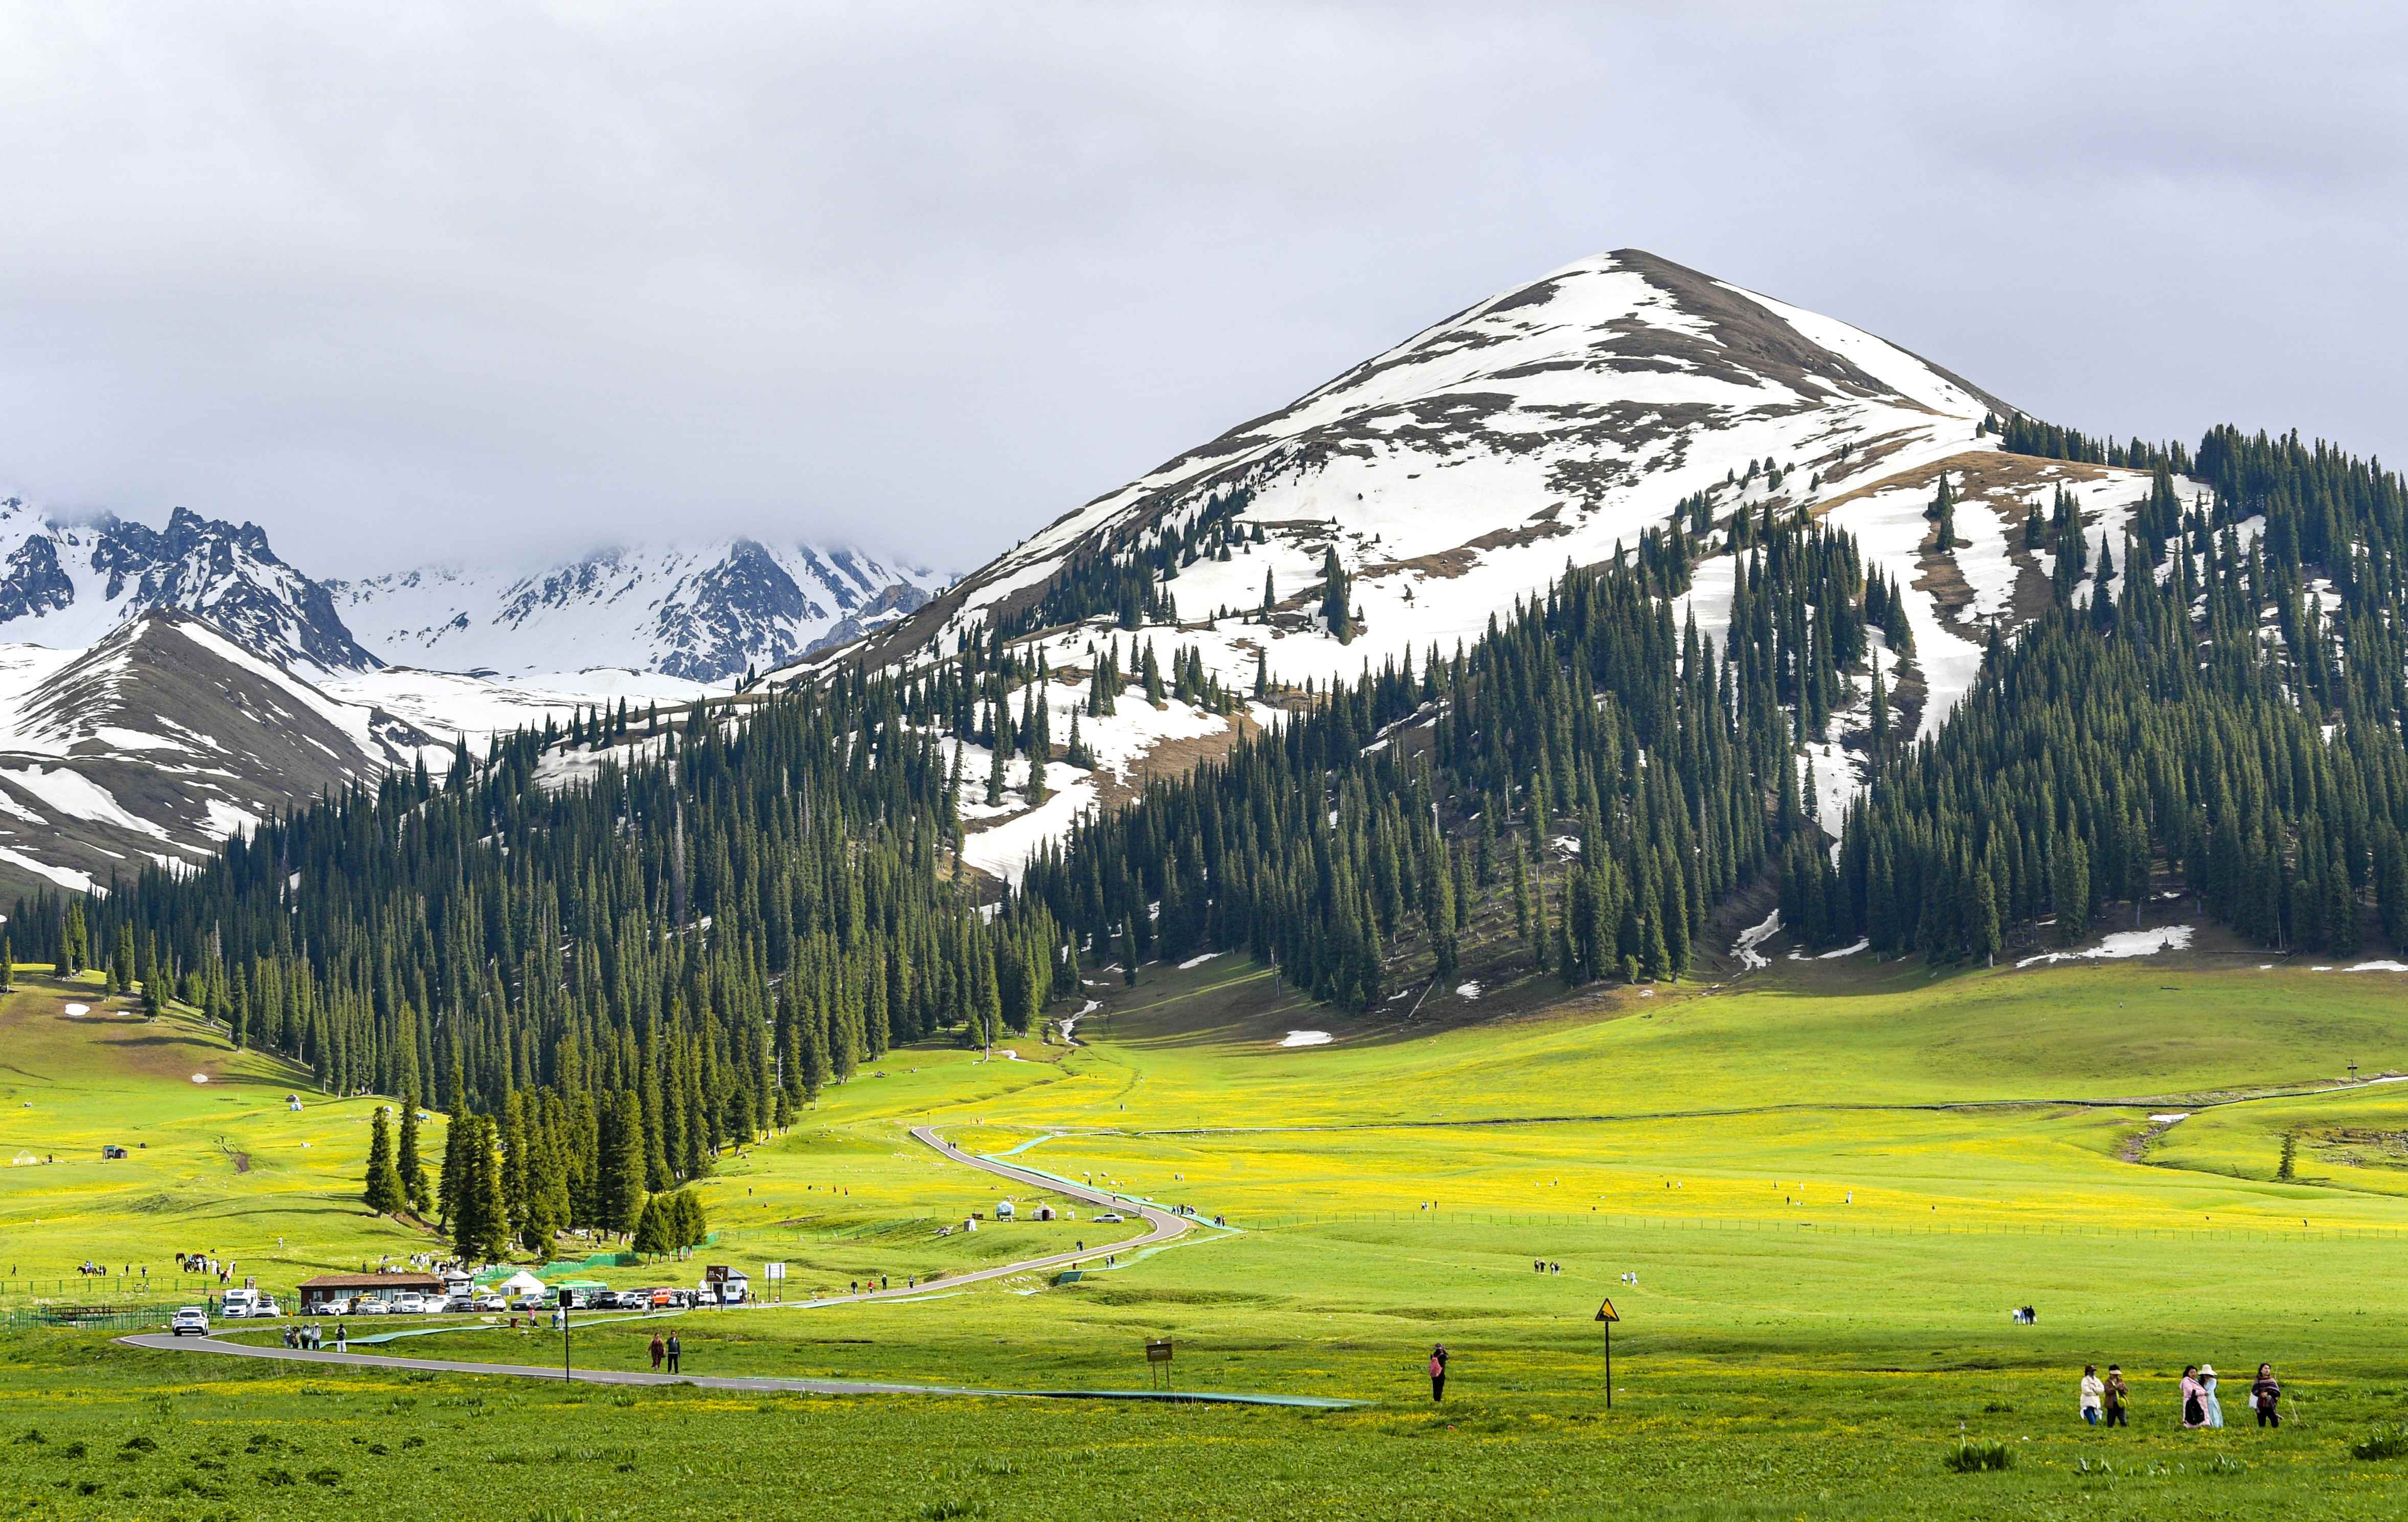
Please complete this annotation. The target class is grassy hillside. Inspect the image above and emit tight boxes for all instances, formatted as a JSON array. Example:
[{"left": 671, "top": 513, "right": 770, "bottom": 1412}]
[{"left": 0, "top": 972, "right": 441, "bottom": 1295}]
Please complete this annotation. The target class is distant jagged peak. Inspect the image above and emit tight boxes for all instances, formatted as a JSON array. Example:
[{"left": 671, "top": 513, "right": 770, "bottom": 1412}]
[
  {"left": 332, "top": 535, "right": 951, "bottom": 683},
  {"left": 0, "top": 493, "right": 375, "bottom": 673}
]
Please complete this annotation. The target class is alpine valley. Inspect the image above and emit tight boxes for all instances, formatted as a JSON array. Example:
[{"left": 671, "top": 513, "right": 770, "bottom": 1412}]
[{"left": 11, "top": 247, "right": 2408, "bottom": 1522}]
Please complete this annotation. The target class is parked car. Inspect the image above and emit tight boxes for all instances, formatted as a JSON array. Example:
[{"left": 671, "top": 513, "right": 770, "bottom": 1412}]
[
  {"left": 253, "top": 1297, "right": 283, "bottom": 1319},
  {"left": 307, "top": 1299, "right": 350, "bottom": 1316},
  {"left": 218, "top": 1288, "right": 260, "bottom": 1319},
  {"left": 513, "top": 1294, "right": 549, "bottom": 1311},
  {"left": 1095, "top": 1212, "right": 1124, "bottom": 1223},
  {"left": 474, "top": 1293, "right": 510, "bottom": 1312},
  {"left": 389, "top": 1293, "right": 428, "bottom": 1314},
  {"left": 169, "top": 1307, "right": 209, "bottom": 1336},
  {"left": 350, "top": 1298, "right": 391, "bottom": 1315}
]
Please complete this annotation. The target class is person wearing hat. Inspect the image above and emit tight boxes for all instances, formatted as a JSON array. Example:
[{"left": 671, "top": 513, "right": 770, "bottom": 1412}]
[{"left": 2199, "top": 1364, "right": 2224, "bottom": 1428}]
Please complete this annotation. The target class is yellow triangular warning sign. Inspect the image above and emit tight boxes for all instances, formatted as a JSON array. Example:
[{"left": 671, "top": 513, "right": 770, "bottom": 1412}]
[{"left": 1596, "top": 1298, "right": 1619, "bottom": 1322}]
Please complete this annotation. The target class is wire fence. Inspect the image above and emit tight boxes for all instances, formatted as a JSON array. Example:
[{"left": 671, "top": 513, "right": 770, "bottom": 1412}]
[
  {"left": 1226, "top": 1211, "right": 2408, "bottom": 1244},
  {"left": 1, "top": 1306, "right": 176, "bottom": 1332},
  {"left": 0, "top": 1276, "right": 222, "bottom": 1304}
]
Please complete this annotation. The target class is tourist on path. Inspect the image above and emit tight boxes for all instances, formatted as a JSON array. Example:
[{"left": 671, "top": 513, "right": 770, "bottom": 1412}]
[
  {"left": 334, "top": 1320, "right": 348, "bottom": 1355},
  {"left": 2251, "top": 1365, "right": 2281, "bottom": 1427},
  {"left": 1429, "top": 1344, "right": 1448, "bottom": 1402},
  {"left": 666, "top": 1333, "right": 681, "bottom": 1374},
  {"left": 649, "top": 1331, "right": 666, "bottom": 1372},
  {"left": 2200, "top": 1365, "right": 2224, "bottom": 1428},
  {"left": 2102, "top": 1366, "right": 2128, "bottom": 1427},
  {"left": 2179, "top": 1366, "right": 2205, "bottom": 1428},
  {"left": 2079, "top": 1365, "right": 2103, "bottom": 1425}
]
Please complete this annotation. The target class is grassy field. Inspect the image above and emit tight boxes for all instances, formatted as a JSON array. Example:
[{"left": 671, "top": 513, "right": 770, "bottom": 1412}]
[{"left": 6, "top": 945, "right": 2408, "bottom": 1518}]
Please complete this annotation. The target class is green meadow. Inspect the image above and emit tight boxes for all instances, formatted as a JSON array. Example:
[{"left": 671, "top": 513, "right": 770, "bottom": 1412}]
[{"left": 7, "top": 946, "right": 2408, "bottom": 1519}]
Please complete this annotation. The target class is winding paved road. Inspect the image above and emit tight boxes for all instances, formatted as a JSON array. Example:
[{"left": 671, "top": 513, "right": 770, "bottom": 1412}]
[{"left": 116, "top": 1128, "right": 1336, "bottom": 1405}]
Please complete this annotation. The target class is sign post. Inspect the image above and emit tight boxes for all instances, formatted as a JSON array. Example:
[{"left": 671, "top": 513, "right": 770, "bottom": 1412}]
[
  {"left": 1145, "top": 1338, "right": 1173, "bottom": 1391},
  {"left": 765, "top": 1261, "right": 787, "bottom": 1304},
  {"left": 1595, "top": 1298, "right": 1619, "bottom": 1409}
]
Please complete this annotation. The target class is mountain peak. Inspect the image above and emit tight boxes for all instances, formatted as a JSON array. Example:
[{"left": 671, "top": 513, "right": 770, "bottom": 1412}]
[
  {"left": 0, "top": 498, "right": 374, "bottom": 671},
  {"left": 830, "top": 248, "right": 2011, "bottom": 678}
]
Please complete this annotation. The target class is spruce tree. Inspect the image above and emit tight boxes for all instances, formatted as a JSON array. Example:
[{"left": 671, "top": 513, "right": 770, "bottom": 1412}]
[
  {"left": 363, "top": 1104, "right": 404, "bottom": 1216},
  {"left": 397, "top": 1092, "right": 431, "bottom": 1215}
]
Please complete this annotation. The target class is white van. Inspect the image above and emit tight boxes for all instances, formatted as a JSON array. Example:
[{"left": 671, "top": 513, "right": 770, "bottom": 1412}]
[{"left": 218, "top": 1288, "right": 259, "bottom": 1319}]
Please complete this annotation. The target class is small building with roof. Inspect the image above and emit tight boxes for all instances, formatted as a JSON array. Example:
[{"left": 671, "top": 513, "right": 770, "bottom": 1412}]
[{"left": 297, "top": 1272, "right": 445, "bottom": 1313}]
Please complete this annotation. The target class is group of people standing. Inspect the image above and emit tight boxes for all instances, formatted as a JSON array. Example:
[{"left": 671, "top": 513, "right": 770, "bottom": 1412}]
[
  {"left": 280, "top": 1321, "right": 345, "bottom": 1352},
  {"left": 2079, "top": 1363, "right": 2281, "bottom": 1428}
]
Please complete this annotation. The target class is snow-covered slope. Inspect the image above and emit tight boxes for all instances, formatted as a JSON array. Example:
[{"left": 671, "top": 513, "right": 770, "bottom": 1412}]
[
  {"left": 0, "top": 611, "right": 423, "bottom": 895},
  {"left": 799, "top": 248, "right": 2205, "bottom": 879},
  {"left": 0, "top": 611, "right": 720, "bottom": 899},
  {"left": 0, "top": 497, "right": 376, "bottom": 672},
  {"left": 333, "top": 541, "right": 946, "bottom": 682}
]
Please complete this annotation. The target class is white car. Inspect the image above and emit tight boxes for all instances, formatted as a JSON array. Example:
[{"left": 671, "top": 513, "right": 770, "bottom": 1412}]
[
  {"left": 169, "top": 1307, "right": 209, "bottom": 1336},
  {"left": 389, "top": 1293, "right": 429, "bottom": 1314},
  {"left": 1095, "top": 1212, "right": 1124, "bottom": 1223},
  {"left": 350, "top": 1298, "right": 391, "bottom": 1315},
  {"left": 475, "top": 1293, "right": 510, "bottom": 1312}
]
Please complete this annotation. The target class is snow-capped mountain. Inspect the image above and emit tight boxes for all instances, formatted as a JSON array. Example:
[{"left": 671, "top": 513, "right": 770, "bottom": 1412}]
[
  {"left": 0, "top": 497, "right": 376, "bottom": 672},
  {"left": 332, "top": 541, "right": 947, "bottom": 682},
  {"left": 806, "top": 248, "right": 2197, "bottom": 881},
  {"left": 0, "top": 501, "right": 934, "bottom": 890}
]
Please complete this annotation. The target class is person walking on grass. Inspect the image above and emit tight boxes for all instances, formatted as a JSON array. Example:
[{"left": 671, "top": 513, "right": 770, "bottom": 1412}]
[
  {"left": 2079, "top": 1365, "right": 2103, "bottom": 1425},
  {"left": 649, "top": 1331, "right": 666, "bottom": 1372},
  {"left": 2252, "top": 1364, "right": 2281, "bottom": 1427},
  {"left": 334, "top": 1320, "right": 348, "bottom": 1355},
  {"left": 2200, "top": 1364, "right": 2224, "bottom": 1428},
  {"left": 666, "top": 1333, "right": 681, "bottom": 1375},
  {"left": 2180, "top": 1365, "right": 2205, "bottom": 1428},
  {"left": 2103, "top": 1366, "right": 2128, "bottom": 1427},
  {"left": 1429, "top": 1344, "right": 1448, "bottom": 1402}
]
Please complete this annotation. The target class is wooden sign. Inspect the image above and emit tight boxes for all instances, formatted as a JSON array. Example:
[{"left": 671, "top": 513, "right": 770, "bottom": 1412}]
[
  {"left": 1595, "top": 1299, "right": 1619, "bottom": 1323},
  {"left": 1145, "top": 1339, "right": 1174, "bottom": 1363}
]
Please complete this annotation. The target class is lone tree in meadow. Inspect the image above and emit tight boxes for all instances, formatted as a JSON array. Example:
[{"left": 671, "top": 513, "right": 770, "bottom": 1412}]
[
  {"left": 363, "top": 1104, "right": 405, "bottom": 1216},
  {"left": 396, "top": 1092, "right": 432, "bottom": 1216}
]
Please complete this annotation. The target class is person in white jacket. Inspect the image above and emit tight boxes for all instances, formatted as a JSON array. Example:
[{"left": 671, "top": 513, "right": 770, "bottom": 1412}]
[{"left": 2080, "top": 1364, "right": 2104, "bottom": 1425}]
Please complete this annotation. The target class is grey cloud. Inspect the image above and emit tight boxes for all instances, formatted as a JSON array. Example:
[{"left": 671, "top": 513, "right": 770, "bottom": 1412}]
[{"left": 0, "top": 2, "right": 2401, "bottom": 574}]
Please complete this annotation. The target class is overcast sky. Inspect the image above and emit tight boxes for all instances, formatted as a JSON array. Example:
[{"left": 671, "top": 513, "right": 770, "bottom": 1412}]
[{"left": 2, "top": 3, "right": 2401, "bottom": 574}]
